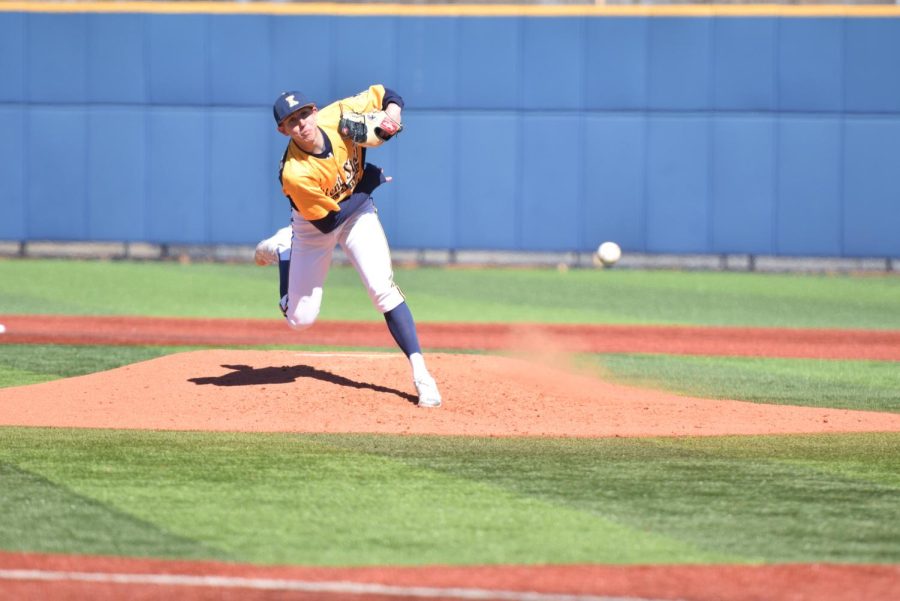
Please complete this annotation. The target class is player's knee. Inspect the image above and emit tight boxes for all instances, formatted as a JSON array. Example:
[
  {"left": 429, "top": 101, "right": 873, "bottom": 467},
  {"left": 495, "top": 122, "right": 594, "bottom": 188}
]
[
  {"left": 371, "top": 286, "right": 405, "bottom": 314},
  {"left": 283, "top": 291, "right": 322, "bottom": 330}
]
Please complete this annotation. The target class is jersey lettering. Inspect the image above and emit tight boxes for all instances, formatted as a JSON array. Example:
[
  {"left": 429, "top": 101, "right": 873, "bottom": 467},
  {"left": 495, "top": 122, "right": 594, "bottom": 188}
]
[
  {"left": 342, "top": 158, "right": 357, "bottom": 186},
  {"left": 323, "top": 156, "right": 360, "bottom": 200}
]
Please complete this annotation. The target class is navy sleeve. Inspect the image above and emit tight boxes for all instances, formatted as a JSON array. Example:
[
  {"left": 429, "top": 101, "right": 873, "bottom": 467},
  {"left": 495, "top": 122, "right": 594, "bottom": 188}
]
[
  {"left": 307, "top": 164, "right": 387, "bottom": 234},
  {"left": 382, "top": 87, "right": 404, "bottom": 110}
]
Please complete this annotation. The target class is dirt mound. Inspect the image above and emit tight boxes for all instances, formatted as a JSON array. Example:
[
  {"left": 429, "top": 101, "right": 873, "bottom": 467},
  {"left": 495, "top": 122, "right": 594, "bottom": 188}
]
[{"left": 1, "top": 350, "right": 897, "bottom": 437}]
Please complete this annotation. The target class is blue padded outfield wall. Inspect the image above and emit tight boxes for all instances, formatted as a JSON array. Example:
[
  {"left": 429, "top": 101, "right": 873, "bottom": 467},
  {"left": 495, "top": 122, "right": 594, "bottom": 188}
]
[{"left": 1, "top": 5, "right": 899, "bottom": 257}]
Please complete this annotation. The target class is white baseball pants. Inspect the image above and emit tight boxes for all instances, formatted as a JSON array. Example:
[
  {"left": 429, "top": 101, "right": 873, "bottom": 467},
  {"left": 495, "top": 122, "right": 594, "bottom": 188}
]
[{"left": 283, "top": 198, "right": 405, "bottom": 330}]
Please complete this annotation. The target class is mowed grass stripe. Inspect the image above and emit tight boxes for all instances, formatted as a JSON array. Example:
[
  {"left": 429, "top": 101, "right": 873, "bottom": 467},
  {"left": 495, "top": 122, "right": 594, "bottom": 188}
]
[
  {"left": 0, "top": 260, "right": 273, "bottom": 319},
  {"left": 1, "top": 429, "right": 897, "bottom": 565},
  {"left": 1, "top": 429, "right": 714, "bottom": 566},
  {"left": 2, "top": 259, "right": 899, "bottom": 328},
  {"left": 654, "top": 433, "right": 900, "bottom": 488},
  {"left": 325, "top": 434, "right": 900, "bottom": 564},
  {"left": 0, "top": 462, "right": 229, "bottom": 560},
  {"left": 0, "top": 365, "right": 55, "bottom": 388},
  {"left": 585, "top": 354, "right": 900, "bottom": 413}
]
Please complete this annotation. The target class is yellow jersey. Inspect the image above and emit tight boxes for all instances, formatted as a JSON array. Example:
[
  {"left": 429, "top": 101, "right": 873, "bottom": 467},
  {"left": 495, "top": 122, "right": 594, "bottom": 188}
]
[{"left": 279, "top": 84, "right": 400, "bottom": 231}]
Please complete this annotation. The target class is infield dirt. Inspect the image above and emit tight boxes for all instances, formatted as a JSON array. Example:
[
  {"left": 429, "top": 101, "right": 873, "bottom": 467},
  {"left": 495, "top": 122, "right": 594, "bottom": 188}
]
[
  {"left": 2, "top": 314, "right": 899, "bottom": 360},
  {"left": 2, "top": 551, "right": 898, "bottom": 601},
  {"left": 1, "top": 349, "right": 899, "bottom": 437}
]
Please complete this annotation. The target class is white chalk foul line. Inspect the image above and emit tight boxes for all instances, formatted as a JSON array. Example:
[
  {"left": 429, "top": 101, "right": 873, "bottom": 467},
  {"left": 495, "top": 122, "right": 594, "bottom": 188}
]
[{"left": 0, "top": 569, "right": 670, "bottom": 601}]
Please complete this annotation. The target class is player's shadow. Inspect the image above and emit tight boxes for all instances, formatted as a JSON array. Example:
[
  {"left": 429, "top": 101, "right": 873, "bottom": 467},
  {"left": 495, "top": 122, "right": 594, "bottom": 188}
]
[{"left": 188, "top": 364, "right": 417, "bottom": 404}]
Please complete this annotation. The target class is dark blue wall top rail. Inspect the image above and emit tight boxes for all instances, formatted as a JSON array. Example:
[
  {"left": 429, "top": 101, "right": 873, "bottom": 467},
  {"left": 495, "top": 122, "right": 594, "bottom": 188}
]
[{"left": 1, "top": 7, "right": 898, "bottom": 257}]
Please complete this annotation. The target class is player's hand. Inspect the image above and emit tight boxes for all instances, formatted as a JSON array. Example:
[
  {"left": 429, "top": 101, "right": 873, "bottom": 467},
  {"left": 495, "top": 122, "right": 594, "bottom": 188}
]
[
  {"left": 384, "top": 102, "right": 402, "bottom": 126},
  {"left": 338, "top": 110, "right": 402, "bottom": 147}
]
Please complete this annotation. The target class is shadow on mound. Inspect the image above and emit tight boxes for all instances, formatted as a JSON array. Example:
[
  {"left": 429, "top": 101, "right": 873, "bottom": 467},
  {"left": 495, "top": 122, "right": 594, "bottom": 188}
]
[{"left": 189, "top": 363, "right": 417, "bottom": 405}]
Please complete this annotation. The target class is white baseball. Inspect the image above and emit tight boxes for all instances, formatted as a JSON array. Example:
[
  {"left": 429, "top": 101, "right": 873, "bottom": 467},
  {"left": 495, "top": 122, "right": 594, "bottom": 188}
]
[
  {"left": 0, "top": 324, "right": 6, "bottom": 334},
  {"left": 597, "top": 241, "right": 622, "bottom": 266}
]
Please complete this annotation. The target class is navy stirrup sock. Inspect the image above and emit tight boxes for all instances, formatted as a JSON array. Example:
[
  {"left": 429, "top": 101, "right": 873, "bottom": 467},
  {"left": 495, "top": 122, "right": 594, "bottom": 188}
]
[
  {"left": 384, "top": 302, "right": 422, "bottom": 357},
  {"left": 278, "top": 259, "right": 290, "bottom": 300}
]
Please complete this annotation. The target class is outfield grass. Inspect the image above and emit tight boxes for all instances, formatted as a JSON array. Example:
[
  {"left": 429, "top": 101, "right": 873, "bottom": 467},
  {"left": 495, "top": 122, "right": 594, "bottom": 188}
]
[
  {"left": 1, "top": 428, "right": 897, "bottom": 565},
  {"left": 583, "top": 354, "right": 900, "bottom": 413},
  {"left": 1, "top": 258, "right": 898, "bottom": 328}
]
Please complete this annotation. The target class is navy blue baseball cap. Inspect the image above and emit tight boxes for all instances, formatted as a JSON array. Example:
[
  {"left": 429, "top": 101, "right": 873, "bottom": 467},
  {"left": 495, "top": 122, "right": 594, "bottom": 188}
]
[{"left": 273, "top": 91, "right": 315, "bottom": 125}]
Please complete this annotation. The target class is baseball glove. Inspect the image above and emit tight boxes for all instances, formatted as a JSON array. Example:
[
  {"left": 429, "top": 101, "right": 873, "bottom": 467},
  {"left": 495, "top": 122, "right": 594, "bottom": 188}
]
[{"left": 338, "top": 110, "right": 403, "bottom": 147}]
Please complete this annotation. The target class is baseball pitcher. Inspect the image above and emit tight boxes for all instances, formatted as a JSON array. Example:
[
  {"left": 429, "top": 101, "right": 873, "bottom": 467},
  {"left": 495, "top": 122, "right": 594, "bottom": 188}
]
[{"left": 254, "top": 85, "right": 442, "bottom": 408}]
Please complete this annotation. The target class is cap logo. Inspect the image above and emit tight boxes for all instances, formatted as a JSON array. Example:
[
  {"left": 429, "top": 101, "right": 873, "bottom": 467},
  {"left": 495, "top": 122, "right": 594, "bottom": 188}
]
[{"left": 284, "top": 95, "right": 300, "bottom": 108}]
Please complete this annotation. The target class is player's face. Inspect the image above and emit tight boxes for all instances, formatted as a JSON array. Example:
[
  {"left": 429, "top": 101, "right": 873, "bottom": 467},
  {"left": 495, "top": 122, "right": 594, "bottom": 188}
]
[{"left": 278, "top": 107, "right": 318, "bottom": 145}]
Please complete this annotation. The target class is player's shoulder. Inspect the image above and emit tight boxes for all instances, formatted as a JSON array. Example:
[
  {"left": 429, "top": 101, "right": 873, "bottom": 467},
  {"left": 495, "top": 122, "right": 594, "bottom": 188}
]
[
  {"left": 337, "top": 84, "right": 384, "bottom": 102},
  {"left": 333, "top": 85, "right": 386, "bottom": 112},
  {"left": 317, "top": 101, "right": 342, "bottom": 125}
]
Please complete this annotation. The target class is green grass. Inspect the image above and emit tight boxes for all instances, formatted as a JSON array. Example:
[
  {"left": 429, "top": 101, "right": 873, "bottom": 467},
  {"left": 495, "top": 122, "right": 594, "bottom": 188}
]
[
  {"left": 1, "top": 428, "right": 897, "bottom": 565},
  {"left": 1, "top": 258, "right": 899, "bottom": 328},
  {"left": 584, "top": 354, "right": 900, "bottom": 413}
]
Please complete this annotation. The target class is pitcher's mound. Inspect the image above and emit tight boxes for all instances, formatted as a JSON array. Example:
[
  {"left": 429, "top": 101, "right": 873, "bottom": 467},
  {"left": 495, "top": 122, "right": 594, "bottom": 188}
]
[{"left": 2, "top": 350, "right": 898, "bottom": 437}]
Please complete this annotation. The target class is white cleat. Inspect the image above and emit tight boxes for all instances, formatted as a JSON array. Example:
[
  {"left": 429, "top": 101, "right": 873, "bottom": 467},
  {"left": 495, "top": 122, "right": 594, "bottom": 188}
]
[
  {"left": 414, "top": 375, "right": 442, "bottom": 408},
  {"left": 254, "top": 226, "right": 292, "bottom": 266}
]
